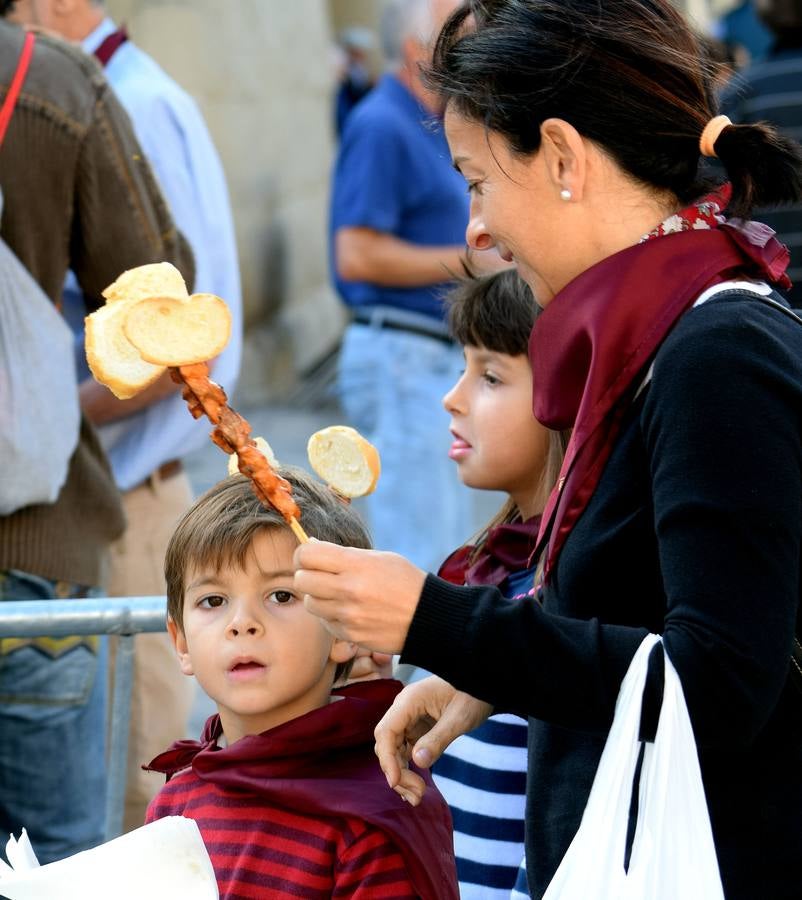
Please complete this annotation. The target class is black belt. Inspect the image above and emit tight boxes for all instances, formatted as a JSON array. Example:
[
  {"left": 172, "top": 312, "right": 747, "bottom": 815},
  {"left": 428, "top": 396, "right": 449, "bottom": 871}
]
[{"left": 351, "top": 310, "right": 455, "bottom": 346}]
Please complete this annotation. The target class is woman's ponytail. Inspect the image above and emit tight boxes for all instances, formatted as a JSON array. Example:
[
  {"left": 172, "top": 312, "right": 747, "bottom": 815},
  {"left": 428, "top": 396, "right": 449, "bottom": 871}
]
[{"left": 714, "top": 121, "right": 802, "bottom": 218}]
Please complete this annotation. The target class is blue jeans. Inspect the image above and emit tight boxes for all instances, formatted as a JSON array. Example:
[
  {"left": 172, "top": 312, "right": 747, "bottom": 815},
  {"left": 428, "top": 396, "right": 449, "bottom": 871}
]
[
  {"left": 338, "top": 322, "right": 474, "bottom": 572},
  {"left": 0, "top": 571, "right": 107, "bottom": 864}
]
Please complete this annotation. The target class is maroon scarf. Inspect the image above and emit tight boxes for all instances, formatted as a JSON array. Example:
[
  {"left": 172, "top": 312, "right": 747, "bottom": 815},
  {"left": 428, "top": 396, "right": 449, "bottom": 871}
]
[
  {"left": 146, "top": 679, "right": 458, "bottom": 900},
  {"left": 93, "top": 27, "right": 128, "bottom": 67},
  {"left": 531, "top": 185, "right": 791, "bottom": 579},
  {"left": 439, "top": 516, "right": 541, "bottom": 586}
]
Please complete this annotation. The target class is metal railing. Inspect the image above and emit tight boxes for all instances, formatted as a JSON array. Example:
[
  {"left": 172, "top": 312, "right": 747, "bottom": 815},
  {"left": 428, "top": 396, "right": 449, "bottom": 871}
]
[{"left": 0, "top": 596, "right": 167, "bottom": 841}]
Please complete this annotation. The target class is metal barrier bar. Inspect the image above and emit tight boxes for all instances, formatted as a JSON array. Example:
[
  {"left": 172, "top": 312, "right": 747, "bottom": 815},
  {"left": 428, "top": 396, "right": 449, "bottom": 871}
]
[{"left": 0, "top": 596, "right": 167, "bottom": 842}]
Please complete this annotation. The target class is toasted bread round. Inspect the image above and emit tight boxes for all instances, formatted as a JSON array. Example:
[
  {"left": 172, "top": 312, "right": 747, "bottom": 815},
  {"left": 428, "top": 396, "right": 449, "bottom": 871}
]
[
  {"left": 123, "top": 293, "right": 232, "bottom": 366},
  {"left": 227, "top": 437, "right": 279, "bottom": 476},
  {"left": 85, "top": 301, "right": 165, "bottom": 399},
  {"left": 307, "top": 426, "right": 380, "bottom": 498},
  {"left": 102, "top": 262, "right": 188, "bottom": 304}
]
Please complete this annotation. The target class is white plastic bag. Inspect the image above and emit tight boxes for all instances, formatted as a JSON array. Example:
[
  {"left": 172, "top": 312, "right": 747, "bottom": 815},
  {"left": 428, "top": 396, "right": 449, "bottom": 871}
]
[
  {"left": 0, "top": 817, "right": 218, "bottom": 899},
  {"left": 542, "top": 634, "right": 725, "bottom": 900},
  {"left": 0, "top": 190, "right": 80, "bottom": 514}
]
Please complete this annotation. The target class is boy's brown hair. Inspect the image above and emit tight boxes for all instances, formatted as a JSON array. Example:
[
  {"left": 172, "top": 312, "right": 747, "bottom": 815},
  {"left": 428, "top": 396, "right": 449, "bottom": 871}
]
[{"left": 165, "top": 466, "right": 372, "bottom": 683}]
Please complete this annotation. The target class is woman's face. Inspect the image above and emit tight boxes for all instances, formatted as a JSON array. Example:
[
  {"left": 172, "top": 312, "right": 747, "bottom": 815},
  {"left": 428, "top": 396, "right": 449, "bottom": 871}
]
[{"left": 445, "top": 108, "right": 578, "bottom": 306}]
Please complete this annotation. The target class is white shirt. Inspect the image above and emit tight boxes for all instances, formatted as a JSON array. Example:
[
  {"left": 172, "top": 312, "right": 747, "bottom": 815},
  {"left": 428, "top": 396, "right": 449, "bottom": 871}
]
[{"left": 65, "top": 17, "right": 243, "bottom": 491}]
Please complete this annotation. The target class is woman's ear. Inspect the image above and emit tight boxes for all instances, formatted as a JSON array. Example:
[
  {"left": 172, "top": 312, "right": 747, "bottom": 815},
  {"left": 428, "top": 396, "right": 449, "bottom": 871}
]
[
  {"left": 167, "top": 617, "right": 195, "bottom": 676},
  {"left": 329, "top": 637, "right": 358, "bottom": 665},
  {"left": 539, "top": 118, "right": 588, "bottom": 202}
]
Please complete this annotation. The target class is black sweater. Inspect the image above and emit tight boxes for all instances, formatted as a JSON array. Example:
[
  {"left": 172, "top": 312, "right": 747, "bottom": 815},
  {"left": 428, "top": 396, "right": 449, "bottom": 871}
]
[{"left": 402, "top": 292, "right": 802, "bottom": 899}]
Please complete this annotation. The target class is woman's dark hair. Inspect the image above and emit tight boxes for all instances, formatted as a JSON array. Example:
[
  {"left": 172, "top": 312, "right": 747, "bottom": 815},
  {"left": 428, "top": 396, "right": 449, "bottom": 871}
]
[
  {"left": 447, "top": 267, "right": 537, "bottom": 355},
  {"left": 428, "top": 0, "right": 802, "bottom": 218},
  {"left": 0, "top": 1, "right": 17, "bottom": 15}
]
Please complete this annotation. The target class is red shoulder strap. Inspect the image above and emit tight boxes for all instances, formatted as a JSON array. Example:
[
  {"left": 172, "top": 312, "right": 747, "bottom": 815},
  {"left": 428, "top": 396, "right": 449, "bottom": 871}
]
[{"left": 0, "top": 31, "right": 35, "bottom": 148}]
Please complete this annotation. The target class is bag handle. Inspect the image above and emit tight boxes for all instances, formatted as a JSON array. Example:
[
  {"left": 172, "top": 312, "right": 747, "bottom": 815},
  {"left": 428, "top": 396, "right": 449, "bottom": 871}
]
[{"left": 0, "top": 31, "right": 36, "bottom": 148}]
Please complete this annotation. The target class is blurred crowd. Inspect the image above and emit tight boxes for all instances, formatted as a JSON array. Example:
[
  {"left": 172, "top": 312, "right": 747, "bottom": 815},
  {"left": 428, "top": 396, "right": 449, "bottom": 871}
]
[{"left": 1, "top": 0, "right": 801, "bottom": 896}]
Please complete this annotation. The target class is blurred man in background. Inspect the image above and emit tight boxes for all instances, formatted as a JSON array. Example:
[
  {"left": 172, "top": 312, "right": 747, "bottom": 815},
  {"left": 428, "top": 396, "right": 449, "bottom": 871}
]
[
  {"left": 330, "top": 0, "right": 475, "bottom": 575},
  {"left": 7, "top": 0, "right": 243, "bottom": 831},
  {"left": 0, "top": 8, "right": 193, "bottom": 860}
]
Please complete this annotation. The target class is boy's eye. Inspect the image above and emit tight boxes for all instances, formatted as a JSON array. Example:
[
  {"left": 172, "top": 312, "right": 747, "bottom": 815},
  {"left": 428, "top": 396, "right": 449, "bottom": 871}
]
[
  {"left": 268, "top": 590, "right": 295, "bottom": 605},
  {"left": 482, "top": 370, "right": 501, "bottom": 386},
  {"left": 198, "top": 594, "right": 226, "bottom": 609}
]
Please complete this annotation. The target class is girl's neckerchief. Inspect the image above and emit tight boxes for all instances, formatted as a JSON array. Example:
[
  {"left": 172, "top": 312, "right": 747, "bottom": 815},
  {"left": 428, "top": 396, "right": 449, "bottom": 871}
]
[
  {"left": 145, "top": 679, "right": 458, "bottom": 900},
  {"left": 438, "top": 515, "right": 542, "bottom": 586},
  {"left": 531, "top": 184, "right": 791, "bottom": 581}
]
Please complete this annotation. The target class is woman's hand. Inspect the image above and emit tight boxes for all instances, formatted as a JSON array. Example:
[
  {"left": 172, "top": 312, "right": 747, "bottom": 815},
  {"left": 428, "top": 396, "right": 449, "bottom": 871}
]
[
  {"left": 346, "top": 648, "right": 395, "bottom": 683},
  {"left": 294, "top": 540, "right": 426, "bottom": 654},
  {"left": 374, "top": 675, "right": 493, "bottom": 805}
]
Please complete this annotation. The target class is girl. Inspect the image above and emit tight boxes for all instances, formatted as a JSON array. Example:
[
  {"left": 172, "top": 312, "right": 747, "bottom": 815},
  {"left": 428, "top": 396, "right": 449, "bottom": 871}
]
[{"left": 433, "top": 268, "right": 565, "bottom": 899}]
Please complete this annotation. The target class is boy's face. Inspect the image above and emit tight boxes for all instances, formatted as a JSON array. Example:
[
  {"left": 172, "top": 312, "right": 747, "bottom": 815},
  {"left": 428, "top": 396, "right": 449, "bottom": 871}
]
[
  {"left": 443, "top": 345, "right": 551, "bottom": 518},
  {"left": 169, "top": 528, "right": 354, "bottom": 744}
]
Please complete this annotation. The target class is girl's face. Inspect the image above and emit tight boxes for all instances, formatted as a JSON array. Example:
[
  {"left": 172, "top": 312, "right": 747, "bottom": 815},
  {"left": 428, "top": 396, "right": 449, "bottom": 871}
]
[
  {"left": 445, "top": 108, "right": 583, "bottom": 307},
  {"left": 443, "top": 345, "right": 550, "bottom": 518}
]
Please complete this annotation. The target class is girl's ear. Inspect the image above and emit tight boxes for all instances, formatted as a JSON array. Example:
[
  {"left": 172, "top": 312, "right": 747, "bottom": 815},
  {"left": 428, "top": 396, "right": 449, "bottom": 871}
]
[
  {"left": 329, "top": 638, "right": 357, "bottom": 666},
  {"left": 167, "top": 617, "right": 194, "bottom": 676}
]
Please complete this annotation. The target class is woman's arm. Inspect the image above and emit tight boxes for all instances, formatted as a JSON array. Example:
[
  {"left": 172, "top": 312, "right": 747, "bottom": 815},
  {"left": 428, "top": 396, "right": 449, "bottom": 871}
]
[
  {"left": 297, "top": 299, "right": 802, "bottom": 747},
  {"left": 404, "top": 299, "right": 802, "bottom": 744}
]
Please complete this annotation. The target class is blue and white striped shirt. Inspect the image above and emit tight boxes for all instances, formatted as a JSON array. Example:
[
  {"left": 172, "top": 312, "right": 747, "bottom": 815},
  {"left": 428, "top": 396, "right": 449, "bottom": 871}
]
[{"left": 432, "top": 566, "right": 533, "bottom": 898}]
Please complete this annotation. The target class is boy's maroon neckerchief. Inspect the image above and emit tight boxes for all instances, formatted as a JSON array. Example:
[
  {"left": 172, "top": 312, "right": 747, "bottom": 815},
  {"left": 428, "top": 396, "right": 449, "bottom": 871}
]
[
  {"left": 530, "top": 184, "right": 792, "bottom": 580},
  {"left": 145, "top": 678, "right": 459, "bottom": 900}
]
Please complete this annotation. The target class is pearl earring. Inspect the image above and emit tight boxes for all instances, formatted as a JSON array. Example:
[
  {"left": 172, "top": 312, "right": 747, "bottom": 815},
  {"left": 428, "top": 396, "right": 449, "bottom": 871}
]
[{"left": 560, "top": 188, "right": 572, "bottom": 201}]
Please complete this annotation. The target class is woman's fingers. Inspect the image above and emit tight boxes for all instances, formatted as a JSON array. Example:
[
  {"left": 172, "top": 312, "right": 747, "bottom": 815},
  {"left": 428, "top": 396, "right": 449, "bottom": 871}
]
[
  {"left": 411, "top": 690, "right": 494, "bottom": 769},
  {"left": 346, "top": 649, "right": 394, "bottom": 683},
  {"left": 394, "top": 767, "right": 428, "bottom": 806},
  {"left": 374, "top": 676, "right": 455, "bottom": 785},
  {"left": 294, "top": 537, "right": 355, "bottom": 574},
  {"left": 294, "top": 540, "right": 426, "bottom": 652}
]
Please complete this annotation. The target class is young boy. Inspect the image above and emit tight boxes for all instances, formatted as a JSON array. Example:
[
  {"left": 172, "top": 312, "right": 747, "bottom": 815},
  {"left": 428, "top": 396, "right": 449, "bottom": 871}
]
[{"left": 145, "top": 468, "right": 458, "bottom": 900}]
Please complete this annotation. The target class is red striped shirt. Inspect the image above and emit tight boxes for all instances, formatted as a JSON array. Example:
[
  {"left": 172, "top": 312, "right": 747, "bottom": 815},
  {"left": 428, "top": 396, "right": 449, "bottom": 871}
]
[{"left": 146, "top": 768, "right": 420, "bottom": 899}]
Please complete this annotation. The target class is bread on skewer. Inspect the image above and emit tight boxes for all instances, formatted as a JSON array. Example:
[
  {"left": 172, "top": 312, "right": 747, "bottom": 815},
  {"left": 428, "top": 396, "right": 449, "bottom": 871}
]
[
  {"left": 307, "top": 426, "right": 380, "bottom": 499},
  {"left": 85, "top": 264, "right": 308, "bottom": 541}
]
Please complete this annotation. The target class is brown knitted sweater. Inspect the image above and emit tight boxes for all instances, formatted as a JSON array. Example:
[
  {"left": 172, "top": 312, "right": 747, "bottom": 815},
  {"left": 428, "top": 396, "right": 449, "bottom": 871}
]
[{"left": 0, "top": 22, "right": 195, "bottom": 587}]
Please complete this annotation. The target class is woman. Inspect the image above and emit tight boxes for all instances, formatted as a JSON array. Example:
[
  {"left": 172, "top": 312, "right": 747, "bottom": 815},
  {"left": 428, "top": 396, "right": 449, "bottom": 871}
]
[{"left": 294, "top": 1, "right": 802, "bottom": 896}]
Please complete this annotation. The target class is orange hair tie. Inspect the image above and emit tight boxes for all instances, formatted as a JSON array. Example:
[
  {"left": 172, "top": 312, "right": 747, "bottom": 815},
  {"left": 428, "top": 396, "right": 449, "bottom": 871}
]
[{"left": 699, "top": 115, "right": 732, "bottom": 158}]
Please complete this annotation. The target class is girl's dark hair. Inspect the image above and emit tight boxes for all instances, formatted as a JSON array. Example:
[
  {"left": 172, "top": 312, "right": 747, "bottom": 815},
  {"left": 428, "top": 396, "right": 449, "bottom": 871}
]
[
  {"left": 446, "top": 268, "right": 569, "bottom": 552},
  {"left": 0, "top": 2, "right": 16, "bottom": 15},
  {"left": 447, "top": 267, "right": 536, "bottom": 355},
  {"left": 428, "top": 0, "right": 802, "bottom": 218}
]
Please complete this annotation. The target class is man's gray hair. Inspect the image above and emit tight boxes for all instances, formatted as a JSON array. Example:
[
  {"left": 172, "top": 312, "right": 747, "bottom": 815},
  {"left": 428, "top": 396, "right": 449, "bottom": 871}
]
[{"left": 380, "top": 0, "right": 436, "bottom": 65}]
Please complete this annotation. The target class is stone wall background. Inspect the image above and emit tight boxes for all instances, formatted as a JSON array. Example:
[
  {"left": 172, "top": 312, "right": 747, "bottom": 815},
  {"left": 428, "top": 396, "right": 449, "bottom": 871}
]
[
  {"left": 104, "top": 0, "right": 726, "bottom": 401},
  {"left": 106, "top": 0, "right": 361, "bottom": 403}
]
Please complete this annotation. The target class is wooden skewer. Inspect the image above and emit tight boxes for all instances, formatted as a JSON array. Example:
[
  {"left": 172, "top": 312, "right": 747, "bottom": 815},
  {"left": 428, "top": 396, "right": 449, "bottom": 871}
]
[
  {"left": 289, "top": 517, "right": 310, "bottom": 544},
  {"left": 170, "top": 362, "right": 309, "bottom": 544}
]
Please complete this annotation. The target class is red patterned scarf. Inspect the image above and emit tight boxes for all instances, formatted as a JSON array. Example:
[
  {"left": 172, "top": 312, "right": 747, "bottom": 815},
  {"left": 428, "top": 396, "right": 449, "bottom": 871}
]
[{"left": 531, "top": 185, "right": 791, "bottom": 579}]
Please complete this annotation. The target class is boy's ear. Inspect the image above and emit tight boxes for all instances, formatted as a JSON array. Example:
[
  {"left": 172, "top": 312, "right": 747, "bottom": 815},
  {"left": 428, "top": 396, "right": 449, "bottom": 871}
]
[
  {"left": 167, "top": 616, "right": 194, "bottom": 676},
  {"left": 329, "top": 637, "right": 357, "bottom": 666}
]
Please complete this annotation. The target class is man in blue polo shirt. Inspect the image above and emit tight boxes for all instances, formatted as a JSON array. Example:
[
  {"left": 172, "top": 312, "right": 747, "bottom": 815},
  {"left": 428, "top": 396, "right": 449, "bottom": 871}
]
[{"left": 331, "top": 0, "right": 473, "bottom": 572}]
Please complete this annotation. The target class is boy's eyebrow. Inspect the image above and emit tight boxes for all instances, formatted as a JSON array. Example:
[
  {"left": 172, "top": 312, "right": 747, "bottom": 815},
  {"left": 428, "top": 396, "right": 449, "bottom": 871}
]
[
  {"left": 185, "top": 569, "right": 297, "bottom": 592},
  {"left": 185, "top": 575, "right": 222, "bottom": 592}
]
